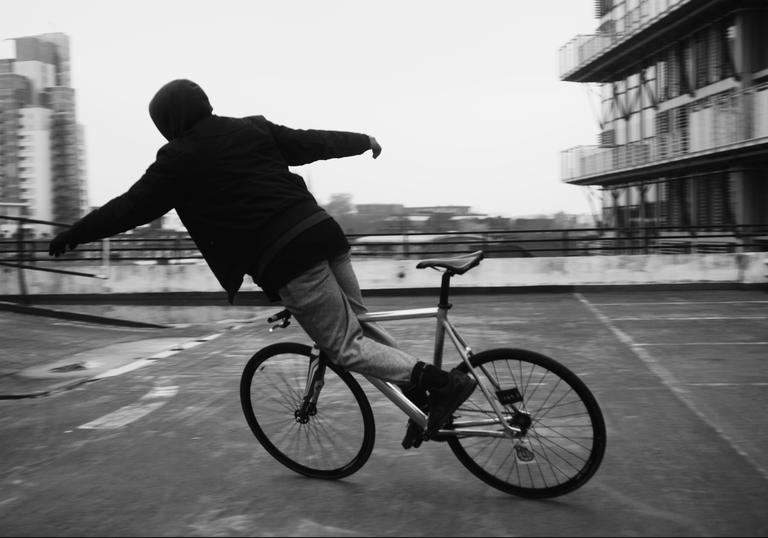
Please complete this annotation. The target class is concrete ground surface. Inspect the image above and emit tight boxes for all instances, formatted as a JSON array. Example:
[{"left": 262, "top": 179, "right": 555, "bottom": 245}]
[{"left": 1, "top": 289, "right": 767, "bottom": 537}]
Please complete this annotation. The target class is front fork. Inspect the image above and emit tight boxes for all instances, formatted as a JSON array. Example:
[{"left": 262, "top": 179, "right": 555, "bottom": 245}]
[{"left": 295, "top": 345, "right": 325, "bottom": 424}]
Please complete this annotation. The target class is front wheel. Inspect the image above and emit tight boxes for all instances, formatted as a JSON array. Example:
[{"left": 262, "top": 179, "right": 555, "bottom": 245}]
[
  {"left": 449, "top": 348, "right": 606, "bottom": 498},
  {"left": 240, "top": 342, "right": 375, "bottom": 479}
]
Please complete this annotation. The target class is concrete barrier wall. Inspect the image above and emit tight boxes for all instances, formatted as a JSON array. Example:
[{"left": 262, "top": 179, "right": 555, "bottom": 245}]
[{"left": 2, "top": 252, "right": 766, "bottom": 297}]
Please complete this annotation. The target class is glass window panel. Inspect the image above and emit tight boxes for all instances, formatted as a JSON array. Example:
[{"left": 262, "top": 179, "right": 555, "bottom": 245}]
[
  {"left": 695, "top": 30, "right": 709, "bottom": 88},
  {"left": 710, "top": 25, "right": 722, "bottom": 81},
  {"left": 657, "top": 56, "right": 668, "bottom": 100},
  {"left": 758, "top": 10, "right": 768, "bottom": 70},
  {"left": 643, "top": 107, "right": 656, "bottom": 138},
  {"left": 683, "top": 41, "right": 694, "bottom": 93},
  {"left": 616, "top": 118, "right": 627, "bottom": 144},
  {"left": 724, "top": 20, "right": 736, "bottom": 77},
  {"left": 629, "top": 112, "right": 641, "bottom": 141},
  {"left": 669, "top": 48, "right": 680, "bottom": 97}
]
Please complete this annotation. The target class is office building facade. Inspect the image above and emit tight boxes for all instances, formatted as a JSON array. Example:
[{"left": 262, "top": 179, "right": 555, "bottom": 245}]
[
  {"left": 560, "top": 0, "right": 768, "bottom": 250},
  {"left": 0, "top": 33, "right": 86, "bottom": 237}
]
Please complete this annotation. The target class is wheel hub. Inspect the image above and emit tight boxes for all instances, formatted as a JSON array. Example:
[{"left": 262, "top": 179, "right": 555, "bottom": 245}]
[{"left": 508, "top": 411, "right": 532, "bottom": 434}]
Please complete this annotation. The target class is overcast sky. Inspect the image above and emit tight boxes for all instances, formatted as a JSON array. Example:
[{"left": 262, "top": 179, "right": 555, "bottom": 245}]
[{"left": 2, "top": 0, "right": 601, "bottom": 219}]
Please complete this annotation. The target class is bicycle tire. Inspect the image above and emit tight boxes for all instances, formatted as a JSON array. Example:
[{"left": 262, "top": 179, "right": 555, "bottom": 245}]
[
  {"left": 240, "top": 342, "right": 375, "bottom": 479},
  {"left": 449, "top": 348, "right": 606, "bottom": 498}
]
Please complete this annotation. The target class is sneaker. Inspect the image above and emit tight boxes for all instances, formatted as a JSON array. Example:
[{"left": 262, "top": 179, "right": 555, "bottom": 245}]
[
  {"left": 401, "top": 384, "right": 428, "bottom": 449},
  {"left": 401, "top": 419, "right": 425, "bottom": 449},
  {"left": 426, "top": 369, "right": 477, "bottom": 435}
]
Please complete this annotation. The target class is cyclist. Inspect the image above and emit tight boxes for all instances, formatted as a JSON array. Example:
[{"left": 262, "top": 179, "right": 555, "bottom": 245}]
[{"left": 48, "top": 78, "right": 476, "bottom": 438}]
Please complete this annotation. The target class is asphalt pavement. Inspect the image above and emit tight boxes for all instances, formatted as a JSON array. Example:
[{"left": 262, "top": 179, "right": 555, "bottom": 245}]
[{"left": 1, "top": 289, "right": 767, "bottom": 536}]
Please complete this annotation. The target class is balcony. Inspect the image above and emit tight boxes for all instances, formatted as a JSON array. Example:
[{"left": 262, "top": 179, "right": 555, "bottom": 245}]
[
  {"left": 561, "top": 83, "right": 768, "bottom": 184},
  {"left": 558, "top": 0, "right": 740, "bottom": 82}
]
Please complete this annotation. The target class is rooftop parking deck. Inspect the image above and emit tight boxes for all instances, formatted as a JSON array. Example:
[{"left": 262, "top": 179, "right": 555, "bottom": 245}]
[{"left": 1, "top": 289, "right": 767, "bottom": 535}]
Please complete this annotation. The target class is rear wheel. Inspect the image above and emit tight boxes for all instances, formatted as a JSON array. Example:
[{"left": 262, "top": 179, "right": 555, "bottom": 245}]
[
  {"left": 449, "top": 348, "right": 606, "bottom": 498},
  {"left": 240, "top": 342, "right": 375, "bottom": 479}
]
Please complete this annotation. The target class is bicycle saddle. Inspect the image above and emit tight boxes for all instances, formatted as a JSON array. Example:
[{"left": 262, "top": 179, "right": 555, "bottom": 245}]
[{"left": 416, "top": 250, "right": 485, "bottom": 275}]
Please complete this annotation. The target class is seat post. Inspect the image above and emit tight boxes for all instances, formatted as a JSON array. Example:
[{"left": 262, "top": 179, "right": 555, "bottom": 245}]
[{"left": 438, "top": 271, "right": 454, "bottom": 309}]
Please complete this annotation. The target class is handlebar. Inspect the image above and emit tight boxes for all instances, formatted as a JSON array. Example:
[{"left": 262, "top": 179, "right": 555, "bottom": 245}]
[{"left": 268, "top": 309, "right": 292, "bottom": 331}]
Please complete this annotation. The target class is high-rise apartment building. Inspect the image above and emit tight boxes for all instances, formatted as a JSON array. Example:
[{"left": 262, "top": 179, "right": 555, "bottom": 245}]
[
  {"left": 559, "top": 0, "right": 768, "bottom": 249},
  {"left": 0, "top": 32, "right": 87, "bottom": 237}
]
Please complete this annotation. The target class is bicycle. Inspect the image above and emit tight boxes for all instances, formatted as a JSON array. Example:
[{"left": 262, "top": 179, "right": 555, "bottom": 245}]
[{"left": 240, "top": 250, "right": 606, "bottom": 498}]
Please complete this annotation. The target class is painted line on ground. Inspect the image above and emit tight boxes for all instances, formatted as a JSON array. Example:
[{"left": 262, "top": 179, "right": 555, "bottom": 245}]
[
  {"left": 685, "top": 383, "right": 768, "bottom": 387},
  {"left": 609, "top": 316, "right": 768, "bottom": 321},
  {"left": 91, "top": 333, "right": 222, "bottom": 380},
  {"left": 78, "top": 385, "right": 179, "bottom": 430},
  {"left": 634, "top": 342, "right": 768, "bottom": 346},
  {"left": 589, "top": 300, "right": 768, "bottom": 306},
  {"left": 574, "top": 292, "right": 768, "bottom": 482}
]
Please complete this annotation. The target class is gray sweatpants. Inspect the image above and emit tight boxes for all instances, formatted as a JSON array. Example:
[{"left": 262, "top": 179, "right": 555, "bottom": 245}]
[{"left": 278, "top": 250, "right": 419, "bottom": 384}]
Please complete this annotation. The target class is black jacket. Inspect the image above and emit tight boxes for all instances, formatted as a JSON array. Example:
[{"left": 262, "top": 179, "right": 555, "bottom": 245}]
[{"left": 66, "top": 110, "right": 371, "bottom": 303}]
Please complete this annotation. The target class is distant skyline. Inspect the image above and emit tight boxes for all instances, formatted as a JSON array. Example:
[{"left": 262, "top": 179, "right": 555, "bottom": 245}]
[{"left": 2, "top": 1, "right": 600, "bottom": 219}]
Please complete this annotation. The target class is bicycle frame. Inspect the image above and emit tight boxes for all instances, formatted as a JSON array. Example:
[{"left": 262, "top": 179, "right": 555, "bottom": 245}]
[{"left": 356, "top": 305, "right": 523, "bottom": 439}]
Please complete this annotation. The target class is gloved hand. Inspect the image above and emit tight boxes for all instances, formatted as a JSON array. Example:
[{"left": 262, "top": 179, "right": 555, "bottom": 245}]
[
  {"left": 48, "top": 231, "right": 79, "bottom": 257},
  {"left": 369, "top": 136, "right": 382, "bottom": 159}
]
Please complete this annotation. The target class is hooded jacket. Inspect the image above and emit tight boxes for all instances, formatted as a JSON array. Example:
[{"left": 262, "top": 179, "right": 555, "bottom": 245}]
[{"left": 64, "top": 79, "right": 372, "bottom": 302}]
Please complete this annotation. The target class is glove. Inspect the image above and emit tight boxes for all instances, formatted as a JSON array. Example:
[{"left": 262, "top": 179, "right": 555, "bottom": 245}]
[
  {"left": 49, "top": 231, "right": 79, "bottom": 257},
  {"left": 369, "top": 136, "right": 382, "bottom": 159}
]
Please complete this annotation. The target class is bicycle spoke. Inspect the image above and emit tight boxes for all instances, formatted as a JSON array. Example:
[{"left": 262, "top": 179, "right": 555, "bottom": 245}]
[
  {"left": 448, "top": 349, "right": 605, "bottom": 498},
  {"left": 241, "top": 344, "right": 374, "bottom": 479}
]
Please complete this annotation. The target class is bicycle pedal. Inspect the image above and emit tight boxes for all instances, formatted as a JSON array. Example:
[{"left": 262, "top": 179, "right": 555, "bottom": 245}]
[{"left": 514, "top": 441, "right": 536, "bottom": 464}]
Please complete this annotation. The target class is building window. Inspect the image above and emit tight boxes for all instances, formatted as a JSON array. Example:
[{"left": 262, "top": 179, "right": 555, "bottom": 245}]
[
  {"left": 722, "top": 18, "right": 736, "bottom": 78},
  {"left": 682, "top": 41, "right": 694, "bottom": 94},
  {"left": 642, "top": 107, "right": 656, "bottom": 141},
  {"left": 651, "top": 181, "right": 669, "bottom": 227},
  {"left": 668, "top": 46, "right": 681, "bottom": 98},
  {"left": 595, "top": 0, "right": 614, "bottom": 18},
  {"left": 695, "top": 29, "right": 710, "bottom": 89},
  {"left": 628, "top": 112, "right": 641, "bottom": 142},
  {"left": 757, "top": 9, "right": 768, "bottom": 71},
  {"left": 695, "top": 172, "right": 733, "bottom": 229},
  {"left": 656, "top": 55, "right": 668, "bottom": 101}
]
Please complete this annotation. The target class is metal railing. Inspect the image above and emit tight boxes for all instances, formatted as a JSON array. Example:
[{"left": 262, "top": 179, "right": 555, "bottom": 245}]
[
  {"left": 559, "top": 0, "right": 690, "bottom": 78},
  {"left": 2, "top": 216, "right": 766, "bottom": 271},
  {"left": 561, "top": 83, "right": 768, "bottom": 182}
]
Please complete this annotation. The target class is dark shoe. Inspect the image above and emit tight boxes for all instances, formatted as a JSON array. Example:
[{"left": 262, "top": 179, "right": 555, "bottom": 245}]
[
  {"left": 400, "top": 384, "right": 428, "bottom": 449},
  {"left": 401, "top": 419, "right": 425, "bottom": 449},
  {"left": 426, "top": 369, "right": 477, "bottom": 435},
  {"left": 401, "top": 383, "right": 429, "bottom": 410}
]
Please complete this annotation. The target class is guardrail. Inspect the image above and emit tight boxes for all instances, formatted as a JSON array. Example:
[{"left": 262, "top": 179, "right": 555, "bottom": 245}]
[
  {"left": 1, "top": 215, "right": 766, "bottom": 269},
  {"left": 559, "top": 0, "right": 690, "bottom": 79}
]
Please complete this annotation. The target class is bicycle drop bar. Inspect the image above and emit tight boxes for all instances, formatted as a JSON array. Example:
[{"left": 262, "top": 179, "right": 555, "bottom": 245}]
[{"left": 268, "top": 309, "right": 292, "bottom": 331}]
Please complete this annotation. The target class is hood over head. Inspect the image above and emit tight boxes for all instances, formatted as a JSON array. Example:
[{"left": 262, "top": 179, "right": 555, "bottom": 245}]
[{"left": 149, "top": 79, "right": 213, "bottom": 141}]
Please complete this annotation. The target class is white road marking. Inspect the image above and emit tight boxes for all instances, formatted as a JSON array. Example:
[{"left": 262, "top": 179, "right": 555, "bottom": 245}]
[
  {"left": 609, "top": 316, "right": 768, "bottom": 321},
  {"left": 93, "top": 359, "right": 155, "bottom": 379},
  {"left": 78, "top": 385, "right": 179, "bottom": 430},
  {"left": 196, "top": 333, "right": 222, "bottom": 342},
  {"left": 685, "top": 383, "right": 768, "bottom": 387},
  {"left": 589, "top": 300, "right": 768, "bottom": 306},
  {"left": 635, "top": 342, "right": 768, "bottom": 346},
  {"left": 148, "top": 350, "right": 178, "bottom": 360},
  {"left": 575, "top": 292, "right": 768, "bottom": 482},
  {"left": 91, "top": 333, "right": 222, "bottom": 379}
]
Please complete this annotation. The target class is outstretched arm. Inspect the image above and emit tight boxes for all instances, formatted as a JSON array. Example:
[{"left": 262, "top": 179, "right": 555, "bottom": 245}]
[
  {"left": 264, "top": 118, "right": 381, "bottom": 166},
  {"left": 49, "top": 148, "right": 180, "bottom": 257}
]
